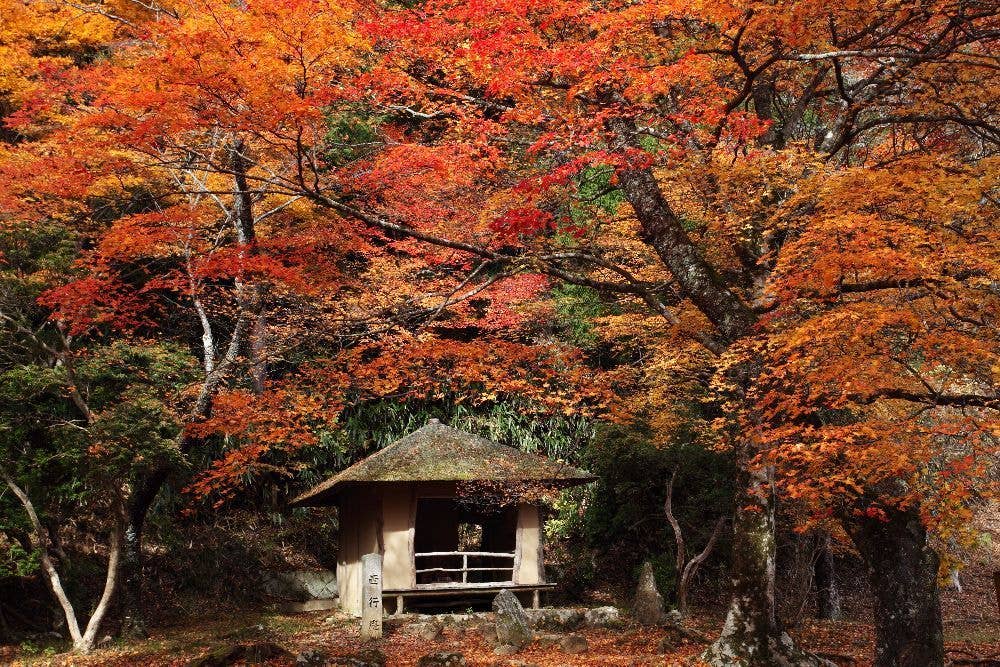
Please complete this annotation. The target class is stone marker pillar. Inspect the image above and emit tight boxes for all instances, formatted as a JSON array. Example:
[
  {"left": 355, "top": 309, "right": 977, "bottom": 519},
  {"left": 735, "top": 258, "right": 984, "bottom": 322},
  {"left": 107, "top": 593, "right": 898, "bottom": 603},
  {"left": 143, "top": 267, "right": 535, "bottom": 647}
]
[{"left": 361, "top": 553, "right": 383, "bottom": 640}]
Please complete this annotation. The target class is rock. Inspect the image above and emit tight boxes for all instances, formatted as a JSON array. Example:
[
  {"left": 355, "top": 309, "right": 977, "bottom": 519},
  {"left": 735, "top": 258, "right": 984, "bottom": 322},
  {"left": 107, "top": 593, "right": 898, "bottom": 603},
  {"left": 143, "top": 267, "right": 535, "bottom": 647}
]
[
  {"left": 583, "top": 606, "right": 622, "bottom": 628},
  {"left": 559, "top": 634, "right": 589, "bottom": 654},
  {"left": 416, "top": 651, "right": 466, "bottom": 666},
  {"left": 281, "top": 599, "right": 340, "bottom": 614},
  {"left": 329, "top": 646, "right": 386, "bottom": 667},
  {"left": 296, "top": 649, "right": 328, "bottom": 666},
  {"left": 525, "top": 608, "right": 584, "bottom": 631},
  {"left": 665, "top": 609, "right": 683, "bottom": 625},
  {"left": 263, "top": 570, "right": 338, "bottom": 601},
  {"left": 657, "top": 633, "right": 679, "bottom": 654},
  {"left": 409, "top": 620, "right": 444, "bottom": 641},
  {"left": 492, "top": 589, "right": 532, "bottom": 650},
  {"left": 633, "top": 561, "right": 665, "bottom": 625},
  {"left": 190, "top": 642, "right": 292, "bottom": 667},
  {"left": 478, "top": 622, "right": 499, "bottom": 647},
  {"left": 437, "top": 613, "right": 483, "bottom": 627},
  {"left": 493, "top": 645, "right": 520, "bottom": 656},
  {"left": 535, "top": 633, "right": 563, "bottom": 649},
  {"left": 189, "top": 646, "right": 235, "bottom": 667}
]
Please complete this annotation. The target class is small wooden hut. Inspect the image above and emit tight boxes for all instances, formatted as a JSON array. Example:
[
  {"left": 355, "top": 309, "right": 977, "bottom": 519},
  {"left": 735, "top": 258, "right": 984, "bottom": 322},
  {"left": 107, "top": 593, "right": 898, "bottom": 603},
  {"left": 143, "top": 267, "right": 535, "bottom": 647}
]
[{"left": 290, "top": 419, "right": 594, "bottom": 615}]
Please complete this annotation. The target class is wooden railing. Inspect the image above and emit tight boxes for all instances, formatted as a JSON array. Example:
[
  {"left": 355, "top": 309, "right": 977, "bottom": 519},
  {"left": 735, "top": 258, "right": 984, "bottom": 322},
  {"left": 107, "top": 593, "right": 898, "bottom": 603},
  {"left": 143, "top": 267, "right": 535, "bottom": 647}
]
[{"left": 414, "top": 551, "right": 515, "bottom": 586}]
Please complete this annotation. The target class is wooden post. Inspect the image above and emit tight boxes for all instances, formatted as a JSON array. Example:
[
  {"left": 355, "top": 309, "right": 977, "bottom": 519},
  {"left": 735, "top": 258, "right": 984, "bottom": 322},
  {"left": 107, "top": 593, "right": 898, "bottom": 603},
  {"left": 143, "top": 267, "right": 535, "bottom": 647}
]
[
  {"left": 361, "top": 553, "right": 382, "bottom": 640},
  {"left": 462, "top": 553, "right": 468, "bottom": 583}
]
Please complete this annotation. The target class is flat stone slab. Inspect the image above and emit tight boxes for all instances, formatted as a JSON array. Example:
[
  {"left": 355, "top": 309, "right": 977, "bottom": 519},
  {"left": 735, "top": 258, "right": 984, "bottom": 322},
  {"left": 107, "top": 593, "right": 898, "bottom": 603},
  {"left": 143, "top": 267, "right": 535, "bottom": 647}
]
[
  {"left": 263, "top": 570, "right": 338, "bottom": 601},
  {"left": 279, "top": 598, "right": 339, "bottom": 614},
  {"left": 525, "top": 606, "right": 622, "bottom": 629}
]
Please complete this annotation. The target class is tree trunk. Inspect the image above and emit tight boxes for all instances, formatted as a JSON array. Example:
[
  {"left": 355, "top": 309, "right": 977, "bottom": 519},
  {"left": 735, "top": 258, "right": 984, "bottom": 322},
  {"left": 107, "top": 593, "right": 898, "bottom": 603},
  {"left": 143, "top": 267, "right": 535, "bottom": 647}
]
[
  {"left": 229, "top": 138, "right": 268, "bottom": 394},
  {"left": 76, "top": 519, "right": 121, "bottom": 653},
  {"left": 813, "top": 532, "right": 841, "bottom": 621},
  {"left": 118, "top": 468, "right": 167, "bottom": 638},
  {"left": 701, "top": 467, "right": 827, "bottom": 666},
  {"left": 606, "top": 117, "right": 756, "bottom": 345},
  {"left": 2, "top": 468, "right": 121, "bottom": 654},
  {"left": 602, "top": 118, "right": 831, "bottom": 664},
  {"left": 665, "top": 468, "right": 725, "bottom": 618},
  {"left": 115, "top": 143, "right": 266, "bottom": 638},
  {"left": 846, "top": 507, "right": 944, "bottom": 667}
]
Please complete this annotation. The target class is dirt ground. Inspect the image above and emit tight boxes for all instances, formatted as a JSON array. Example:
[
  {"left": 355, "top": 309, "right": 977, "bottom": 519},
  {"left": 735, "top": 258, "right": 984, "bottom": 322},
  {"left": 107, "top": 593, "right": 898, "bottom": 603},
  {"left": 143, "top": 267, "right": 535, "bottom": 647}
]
[
  {"left": 1, "top": 600, "right": 997, "bottom": 667},
  {"left": 2, "top": 539, "right": 998, "bottom": 667}
]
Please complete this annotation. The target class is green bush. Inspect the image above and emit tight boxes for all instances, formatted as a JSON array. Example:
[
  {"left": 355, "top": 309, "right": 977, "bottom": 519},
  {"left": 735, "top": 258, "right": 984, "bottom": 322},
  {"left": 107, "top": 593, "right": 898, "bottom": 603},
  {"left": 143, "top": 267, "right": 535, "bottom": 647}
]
[{"left": 547, "top": 421, "right": 734, "bottom": 605}]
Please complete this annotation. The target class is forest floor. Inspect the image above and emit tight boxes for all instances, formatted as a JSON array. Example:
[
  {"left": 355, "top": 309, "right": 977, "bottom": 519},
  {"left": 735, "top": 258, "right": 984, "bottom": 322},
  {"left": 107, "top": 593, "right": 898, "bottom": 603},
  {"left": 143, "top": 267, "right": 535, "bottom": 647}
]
[
  {"left": 3, "top": 538, "right": 998, "bottom": 667},
  {"left": 1, "top": 601, "right": 997, "bottom": 667}
]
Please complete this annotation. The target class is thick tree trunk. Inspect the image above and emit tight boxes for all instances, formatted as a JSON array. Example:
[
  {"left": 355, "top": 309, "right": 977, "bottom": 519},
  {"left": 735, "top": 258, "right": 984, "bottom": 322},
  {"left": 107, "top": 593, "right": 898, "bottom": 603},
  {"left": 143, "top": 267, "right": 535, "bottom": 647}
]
[
  {"left": 701, "top": 467, "right": 827, "bottom": 666},
  {"left": 813, "top": 532, "right": 841, "bottom": 621},
  {"left": 606, "top": 117, "right": 756, "bottom": 345},
  {"left": 847, "top": 507, "right": 944, "bottom": 667},
  {"left": 606, "top": 119, "right": 825, "bottom": 664}
]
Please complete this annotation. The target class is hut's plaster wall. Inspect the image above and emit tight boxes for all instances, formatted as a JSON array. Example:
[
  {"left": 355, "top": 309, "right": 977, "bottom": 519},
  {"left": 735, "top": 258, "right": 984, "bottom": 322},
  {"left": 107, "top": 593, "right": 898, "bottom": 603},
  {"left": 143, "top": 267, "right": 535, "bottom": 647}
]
[
  {"left": 337, "top": 487, "right": 381, "bottom": 616},
  {"left": 514, "top": 503, "right": 542, "bottom": 585},
  {"left": 381, "top": 483, "right": 414, "bottom": 590}
]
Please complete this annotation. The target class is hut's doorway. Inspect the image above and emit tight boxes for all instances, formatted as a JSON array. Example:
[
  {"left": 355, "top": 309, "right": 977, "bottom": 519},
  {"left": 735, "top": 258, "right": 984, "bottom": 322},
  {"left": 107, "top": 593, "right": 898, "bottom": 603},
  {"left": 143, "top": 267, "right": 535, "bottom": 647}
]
[{"left": 413, "top": 498, "right": 517, "bottom": 587}]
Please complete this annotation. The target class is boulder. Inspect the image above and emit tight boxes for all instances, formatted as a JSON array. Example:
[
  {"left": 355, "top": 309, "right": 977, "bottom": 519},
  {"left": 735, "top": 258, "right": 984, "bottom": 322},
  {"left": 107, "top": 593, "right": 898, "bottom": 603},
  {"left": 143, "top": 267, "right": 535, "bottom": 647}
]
[
  {"left": 633, "top": 561, "right": 665, "bottom": 625},
  {"left": 525, "top": 608, "right": 585, "bottom": 631},
  {"left": 478, "top": 622, "right": 499, "bottom": 647},
  {"left": 414, "top": 620, "right": 444, "bottom": 641},
  {"left": 493, "top": 645, "right": 520, "bottom": 656},
  {"left": 437, "top": 613, "right": 486, "bottom": 628},
  {"left": 583, "top": 606, "right": 623, "bottom": 628},
  {"left": 190, "top": 642, "right": 292, "bottom": 667},
  {"left": 296, "top": 649, "right": 328, "bottom": 666},
  {"left": 492, "top": 589, "right": 532, "bottom": 650},
  {"left": 559, "top": 634, "right": 589, "bottom": 654},
  {"left": 416, "top": 652, "right": 466, "bottom": 667},
  {"left": 400, "top": 620, "right": 434, "bottom": 636},
  {"left": 535, "top": 633, "right": 563, "bottom": 649}
]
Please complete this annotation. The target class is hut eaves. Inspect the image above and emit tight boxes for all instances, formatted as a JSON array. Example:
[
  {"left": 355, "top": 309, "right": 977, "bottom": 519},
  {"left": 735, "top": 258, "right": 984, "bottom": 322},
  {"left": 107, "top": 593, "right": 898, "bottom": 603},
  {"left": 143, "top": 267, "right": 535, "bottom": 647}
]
[{"left": 289, "top": 419, "right": 594, "bottom": 506}]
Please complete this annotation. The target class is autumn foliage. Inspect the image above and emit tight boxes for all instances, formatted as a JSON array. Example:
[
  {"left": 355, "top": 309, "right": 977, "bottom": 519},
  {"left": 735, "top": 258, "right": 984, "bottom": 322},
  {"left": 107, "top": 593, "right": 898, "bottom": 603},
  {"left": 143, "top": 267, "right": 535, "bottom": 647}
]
[{"left": 1, "top": 0, "right": 998, "bottom": 661}]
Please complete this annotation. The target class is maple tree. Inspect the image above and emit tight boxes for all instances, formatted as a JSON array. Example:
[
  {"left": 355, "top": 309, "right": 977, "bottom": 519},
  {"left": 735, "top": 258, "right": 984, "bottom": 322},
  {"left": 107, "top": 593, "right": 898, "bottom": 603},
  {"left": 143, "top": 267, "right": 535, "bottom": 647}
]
[
  {"left": 0, "top": 0, "right": 607, "bottom": 642},
  {"left": 1, "top": 0, "right": 997, "bottom": 663},
  {"left": 355, "top": 1, "right": 999, "bottom": 665}
]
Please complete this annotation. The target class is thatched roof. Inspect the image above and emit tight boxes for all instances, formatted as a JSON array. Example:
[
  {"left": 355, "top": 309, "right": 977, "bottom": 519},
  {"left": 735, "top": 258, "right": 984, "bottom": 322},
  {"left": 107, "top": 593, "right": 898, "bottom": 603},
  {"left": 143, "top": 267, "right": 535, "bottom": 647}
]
[{"left": 289, "top": 419, "right": 594, "bottom": 506}]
